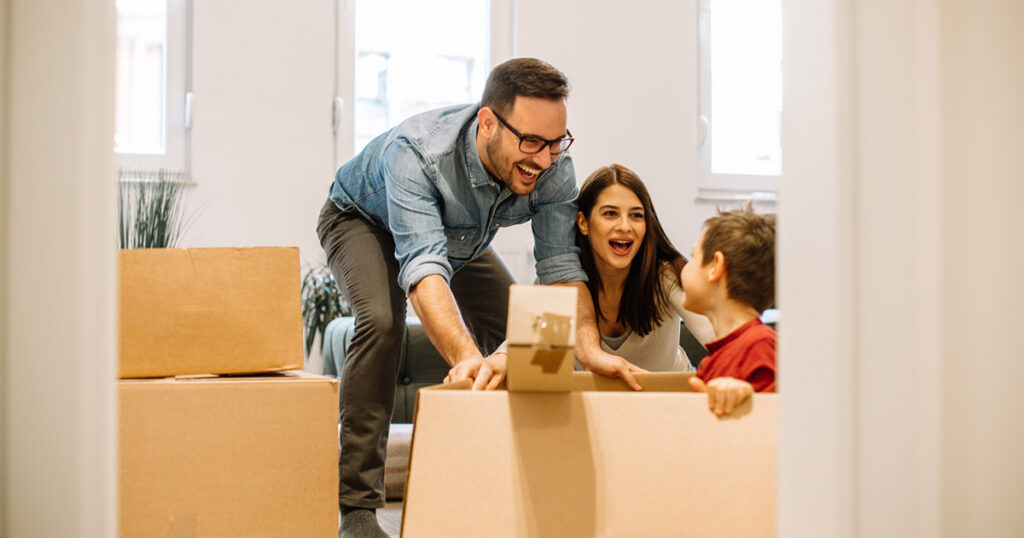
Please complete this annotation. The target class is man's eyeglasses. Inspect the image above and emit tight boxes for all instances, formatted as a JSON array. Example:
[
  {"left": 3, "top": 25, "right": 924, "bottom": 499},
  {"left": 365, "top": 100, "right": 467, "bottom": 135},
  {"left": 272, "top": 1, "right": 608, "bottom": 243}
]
[{"left": 491, "top": 109, "right": 575, "bottom": 155}]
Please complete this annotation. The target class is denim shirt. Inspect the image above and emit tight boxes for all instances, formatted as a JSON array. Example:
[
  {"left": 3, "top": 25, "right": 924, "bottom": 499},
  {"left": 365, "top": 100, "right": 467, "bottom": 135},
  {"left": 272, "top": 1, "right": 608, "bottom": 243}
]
[{"left": 328, "top": 103, "right": 586, "bottom": 294}]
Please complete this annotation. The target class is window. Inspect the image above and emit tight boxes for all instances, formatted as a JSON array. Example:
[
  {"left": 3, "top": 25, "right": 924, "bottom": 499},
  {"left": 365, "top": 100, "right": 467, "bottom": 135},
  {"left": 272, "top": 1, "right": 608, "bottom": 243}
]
[
  {"left": 334, "top": 0, "right": 512, "bottom": 164},
  {"left": 697, "top": 0, "right": 782, "bottom": 202},
  {"left": 351, "top": 0, "right": 490, "bottom": 155},
  {"left": 115, "top": 0, "right": 192, "bottom": 180},
  {"left": 332, "top": 0, "right": 531, "bottom": 280}
]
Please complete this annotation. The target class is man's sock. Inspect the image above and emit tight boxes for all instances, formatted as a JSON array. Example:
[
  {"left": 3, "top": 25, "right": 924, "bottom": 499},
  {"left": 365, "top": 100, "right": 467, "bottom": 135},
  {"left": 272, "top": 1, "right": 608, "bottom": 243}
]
[{"left": 339, "top": 506, "right": 388, "bottom": 538}]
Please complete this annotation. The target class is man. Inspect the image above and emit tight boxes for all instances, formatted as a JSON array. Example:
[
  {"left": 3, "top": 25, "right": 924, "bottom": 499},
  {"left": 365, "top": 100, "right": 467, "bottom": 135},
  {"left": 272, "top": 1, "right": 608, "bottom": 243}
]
[{"left": 317, "top": 57, "right": 642, "bottom": 537}]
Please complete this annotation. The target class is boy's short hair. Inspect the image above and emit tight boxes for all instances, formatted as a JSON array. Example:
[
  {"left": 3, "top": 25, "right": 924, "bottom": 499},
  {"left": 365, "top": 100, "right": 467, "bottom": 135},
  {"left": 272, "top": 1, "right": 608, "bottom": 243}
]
[
  {"left": 481, "top": 57, "right": 569, "bottom": 117},
  {"left": 701, "top": 204, "right": 776, "bottom": 312}
]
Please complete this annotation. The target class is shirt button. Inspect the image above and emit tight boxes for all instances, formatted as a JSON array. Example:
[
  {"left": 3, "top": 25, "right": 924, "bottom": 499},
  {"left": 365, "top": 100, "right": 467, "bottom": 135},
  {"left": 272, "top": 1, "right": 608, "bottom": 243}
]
[
  {"left": 403, "top": 376, "right": 412, "bottom": 385},
  {"left": 459, "top": 235, "right": 466, "bottom": 240},
  {"left": 494, "top": 223, "right": 500, "bottom": 228}
]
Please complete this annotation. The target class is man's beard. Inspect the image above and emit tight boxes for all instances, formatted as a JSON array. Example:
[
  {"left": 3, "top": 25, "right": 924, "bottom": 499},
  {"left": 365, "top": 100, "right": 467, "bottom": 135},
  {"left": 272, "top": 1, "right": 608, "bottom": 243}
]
[
  {"left": 486, "top": 135, "right": 540, "bottom": 196},
  {"left": 485, "top": 134, "right": 512, "bottom": 189}
]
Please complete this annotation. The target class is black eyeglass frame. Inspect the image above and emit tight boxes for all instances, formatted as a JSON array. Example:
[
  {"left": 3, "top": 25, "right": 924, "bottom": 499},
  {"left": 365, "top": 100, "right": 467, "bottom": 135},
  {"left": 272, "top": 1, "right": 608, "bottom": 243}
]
[{"left": 490, "top": 109, "right": 575, "bottom": 155}]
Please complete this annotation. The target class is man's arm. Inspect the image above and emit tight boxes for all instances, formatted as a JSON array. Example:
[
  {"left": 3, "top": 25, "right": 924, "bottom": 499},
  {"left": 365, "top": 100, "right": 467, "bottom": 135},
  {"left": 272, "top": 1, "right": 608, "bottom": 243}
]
[
  {"left": 558, "top": 281, "right": 645, "bottom": 391},
  {"left": 409, "top": 274, "right": 502, "bottom": 390},
  {"left": 379, "top": 141, "right": 503, "bottom": 390}
]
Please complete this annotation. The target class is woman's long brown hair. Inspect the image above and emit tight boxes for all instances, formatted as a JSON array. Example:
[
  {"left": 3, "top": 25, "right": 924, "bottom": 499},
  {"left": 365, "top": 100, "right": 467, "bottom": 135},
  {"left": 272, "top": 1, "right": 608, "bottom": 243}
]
[{"left": 576, "top": 164, "right": 686, "bottom": 336}]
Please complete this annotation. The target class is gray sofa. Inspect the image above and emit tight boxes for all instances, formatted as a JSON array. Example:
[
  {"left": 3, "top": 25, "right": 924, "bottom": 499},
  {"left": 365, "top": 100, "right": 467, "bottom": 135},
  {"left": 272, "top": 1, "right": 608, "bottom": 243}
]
[
  {"left": 323, "top": 317, "right": 449, "bottom": 423},
  {"left": 323, "top": 316, "right": 711, "bottom": 424}
]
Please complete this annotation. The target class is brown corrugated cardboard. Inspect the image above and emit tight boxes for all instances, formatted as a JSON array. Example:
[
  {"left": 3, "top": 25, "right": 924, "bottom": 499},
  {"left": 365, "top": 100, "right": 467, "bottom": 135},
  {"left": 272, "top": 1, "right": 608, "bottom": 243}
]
[
  {"left": 119, "top": 247, "right": 303, "bottom": 378},
  {"left": 119, "top": 371, "right": 338, "bottom": 537},
  {"left": 403, "top": 372, "right": 776, "bottom": 537},
  {"left": 505, "top": 284, "right": 577, "bottom": 392}
]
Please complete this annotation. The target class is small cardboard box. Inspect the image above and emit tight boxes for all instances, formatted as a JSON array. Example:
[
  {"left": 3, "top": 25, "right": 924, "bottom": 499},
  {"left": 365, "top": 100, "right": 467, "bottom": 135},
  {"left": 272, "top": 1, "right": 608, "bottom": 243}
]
[
  {"left": 119, "top": 371, "right": 338, "bottom": 537},
  {"left": 119, "top": 247, "right": 303, "bottom": 378},
  {"left": 505, "top": 284, "right": 577, "bottom": 392},
  {"left": 505, "top": 284, "right": 577, "bottom": 347},
  {"left": 403, "top": 372, "right": 777, "bottom": 537}
]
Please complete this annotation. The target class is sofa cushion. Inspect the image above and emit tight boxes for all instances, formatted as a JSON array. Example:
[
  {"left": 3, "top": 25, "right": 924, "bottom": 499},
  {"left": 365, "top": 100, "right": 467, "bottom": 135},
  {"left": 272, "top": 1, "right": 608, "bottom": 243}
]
[{"left": 323, "top": 316, "right": 449, "bottom": 423}]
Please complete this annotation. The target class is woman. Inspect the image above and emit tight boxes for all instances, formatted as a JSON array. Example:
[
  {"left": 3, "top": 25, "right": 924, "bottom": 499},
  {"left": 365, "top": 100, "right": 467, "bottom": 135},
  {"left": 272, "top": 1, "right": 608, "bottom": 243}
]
[{"left": 574, "top": 163, "right": 714, "bottom": 371}]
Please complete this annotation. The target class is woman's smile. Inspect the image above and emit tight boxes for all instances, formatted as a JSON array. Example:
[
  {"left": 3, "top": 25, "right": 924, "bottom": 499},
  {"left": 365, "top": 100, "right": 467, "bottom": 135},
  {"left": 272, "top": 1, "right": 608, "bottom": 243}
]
[{"left": 608, "top": 238, "right": 635, "bottom": 256}]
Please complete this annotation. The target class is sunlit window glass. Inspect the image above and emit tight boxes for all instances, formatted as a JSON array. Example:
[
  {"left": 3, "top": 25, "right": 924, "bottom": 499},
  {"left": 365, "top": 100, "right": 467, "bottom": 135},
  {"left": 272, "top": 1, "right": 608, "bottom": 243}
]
[
  {"left": 115, "top": 0, "right": 167, "bottom": 155},
  {"left": 354, "top": 0, "right": 488, "bottom": 154},
  {"left": 710, "top": 0, "right": 782, "bottom": 176}
]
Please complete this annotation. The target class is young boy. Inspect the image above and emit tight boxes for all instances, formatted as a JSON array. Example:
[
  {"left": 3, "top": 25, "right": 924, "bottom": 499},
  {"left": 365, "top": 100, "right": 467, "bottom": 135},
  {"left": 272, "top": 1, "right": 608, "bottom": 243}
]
[{"left": 680, "top": 204, "right": 776, "bottom": 416}]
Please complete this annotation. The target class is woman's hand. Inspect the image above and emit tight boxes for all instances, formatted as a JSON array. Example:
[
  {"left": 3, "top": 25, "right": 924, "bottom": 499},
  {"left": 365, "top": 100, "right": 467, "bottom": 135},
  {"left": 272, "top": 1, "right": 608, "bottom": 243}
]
[
  {"left": 689, "top": 376, "right": 754, "bottom": 416},
  {"left": 580, "top": 349, "right": 647, "bottom": 391},
  {"left": 444, "top": 352, "right": 507, "bottom": 391}
]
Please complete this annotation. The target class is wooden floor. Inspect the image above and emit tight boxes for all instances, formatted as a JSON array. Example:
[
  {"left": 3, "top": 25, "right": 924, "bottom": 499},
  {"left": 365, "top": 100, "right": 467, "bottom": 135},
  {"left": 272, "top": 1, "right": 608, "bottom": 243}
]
[{"left": 378, "top": 501, "right": 404, "bottom": 537}]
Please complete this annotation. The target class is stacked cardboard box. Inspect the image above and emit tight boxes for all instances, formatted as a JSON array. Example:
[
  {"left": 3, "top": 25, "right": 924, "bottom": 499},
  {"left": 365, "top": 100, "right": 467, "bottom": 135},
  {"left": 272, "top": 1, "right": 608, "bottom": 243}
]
[
  {"left": 118, "top": 247, "right": 338, "bottom": 537},
  {"left": 402, "top": 285, "right": 777, "bottom": 537}
]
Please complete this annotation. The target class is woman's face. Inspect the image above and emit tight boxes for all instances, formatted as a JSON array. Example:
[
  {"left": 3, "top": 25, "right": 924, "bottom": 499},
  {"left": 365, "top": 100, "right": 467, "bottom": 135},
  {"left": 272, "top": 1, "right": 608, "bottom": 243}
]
[{"left": 577, "top": 183, "right": 647, "bottom": 276}]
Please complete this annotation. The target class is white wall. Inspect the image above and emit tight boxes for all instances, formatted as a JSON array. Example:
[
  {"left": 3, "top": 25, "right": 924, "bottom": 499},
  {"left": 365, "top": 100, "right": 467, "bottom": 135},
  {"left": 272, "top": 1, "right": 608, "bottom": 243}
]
[
  {"left": 781, "top": 0, "right": 1024, "bottom": 536},
  {"left": 512, "top": 0, "right": 725, "bottom": 258},
  {"left": 2, "top": 1, "right": 117, "bottom": 536},
  {"left": 183, "top": 0, "right": 335, "bottom": 269}
]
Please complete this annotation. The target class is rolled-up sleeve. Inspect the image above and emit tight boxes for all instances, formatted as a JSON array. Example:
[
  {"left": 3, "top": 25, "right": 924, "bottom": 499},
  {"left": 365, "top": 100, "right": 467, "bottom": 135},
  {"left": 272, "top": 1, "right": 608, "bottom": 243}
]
[
  {"left": 383, "top": 139, "right": 454, "bottom": 294},
  {"left": 531, "top": 156, "right": 587, "bottom": 284}
]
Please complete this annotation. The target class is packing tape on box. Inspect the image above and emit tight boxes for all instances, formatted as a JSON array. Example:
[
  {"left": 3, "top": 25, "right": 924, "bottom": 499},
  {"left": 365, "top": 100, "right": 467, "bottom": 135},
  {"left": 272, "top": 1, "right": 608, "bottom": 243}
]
[
  {"left": 506, "top": 345, "right": 574, "bottom": 392},
  {"left": 533, "top": 312, "right": 572, "bottom": 346},
  {"left": 529, "top": 348, "right": 570, "bottom": 374}
]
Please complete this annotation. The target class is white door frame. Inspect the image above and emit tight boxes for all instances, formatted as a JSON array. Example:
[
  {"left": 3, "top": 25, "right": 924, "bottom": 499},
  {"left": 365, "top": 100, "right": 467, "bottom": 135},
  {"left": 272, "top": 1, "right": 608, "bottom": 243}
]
[
  {"left": 779, "top": 0, "right": 945, "bottom": 535},
  {"left": 2, "top": 1, "right": 118, "bottom": 535}
]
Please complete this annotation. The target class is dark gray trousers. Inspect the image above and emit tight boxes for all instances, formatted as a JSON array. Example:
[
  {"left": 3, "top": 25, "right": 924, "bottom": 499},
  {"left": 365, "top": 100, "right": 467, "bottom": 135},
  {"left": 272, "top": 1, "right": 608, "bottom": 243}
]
[{"left": 317, "top": 199, "right": 513, "bottom": 508}]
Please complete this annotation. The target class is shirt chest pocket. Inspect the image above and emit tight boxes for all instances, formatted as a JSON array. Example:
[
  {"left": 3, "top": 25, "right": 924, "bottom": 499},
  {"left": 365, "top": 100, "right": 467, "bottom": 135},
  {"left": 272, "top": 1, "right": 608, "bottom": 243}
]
[{"left": 444, "top": 226, "right": 479, "bottom": 261}]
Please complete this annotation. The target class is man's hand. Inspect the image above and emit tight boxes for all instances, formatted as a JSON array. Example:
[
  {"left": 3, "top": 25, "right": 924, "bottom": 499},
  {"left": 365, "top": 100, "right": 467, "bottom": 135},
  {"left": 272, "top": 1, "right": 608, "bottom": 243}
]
[
  {"left": 689, "top": 376, "right": 754, "bottom": 416},
  {"left": 581, "top": 349, "right": 647, "bottom": 391},
  {"left": 444, "top": 352, "right": 507, "bottom": 391}
]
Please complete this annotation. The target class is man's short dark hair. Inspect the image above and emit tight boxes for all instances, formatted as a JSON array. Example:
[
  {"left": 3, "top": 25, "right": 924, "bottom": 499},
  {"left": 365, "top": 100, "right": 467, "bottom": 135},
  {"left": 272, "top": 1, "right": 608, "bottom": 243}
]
[
  {"left": 481, "top": 57, "right": 569, "bottom": 116},
  {"left": 701, "top": 204, "right": 776, "bottom": 312}
]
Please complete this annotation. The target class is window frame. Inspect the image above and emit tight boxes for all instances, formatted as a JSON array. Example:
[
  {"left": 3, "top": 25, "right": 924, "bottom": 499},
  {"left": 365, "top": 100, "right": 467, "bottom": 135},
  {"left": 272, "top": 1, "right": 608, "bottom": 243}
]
[
  {"left": 696, "top": 0, "right": 780, "bottom": 203},
  {"left": 333, "top": 0, "right": 514, "bottom": 168},
  {"left": 115, "top": 0, "right": 193, "bottom": 181}
]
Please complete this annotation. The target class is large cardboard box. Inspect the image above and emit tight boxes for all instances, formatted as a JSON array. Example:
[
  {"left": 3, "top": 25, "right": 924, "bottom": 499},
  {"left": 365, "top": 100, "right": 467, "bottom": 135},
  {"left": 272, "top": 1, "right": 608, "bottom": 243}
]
[
  {"left": 403, "top": 372, "right": 776, "bottom": 537},
  {"left": 119, "top": 247, "right": 303, "bottom": 378},
  {"left": 119, "top": 372, "right": 338, "bottom": 537}
]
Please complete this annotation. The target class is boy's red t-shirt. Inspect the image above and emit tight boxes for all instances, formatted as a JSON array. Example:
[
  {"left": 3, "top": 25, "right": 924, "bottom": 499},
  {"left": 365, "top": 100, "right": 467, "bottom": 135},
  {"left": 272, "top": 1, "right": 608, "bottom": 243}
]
[{"left": 696, "top": 319, "right": 777, "bottom": 392}]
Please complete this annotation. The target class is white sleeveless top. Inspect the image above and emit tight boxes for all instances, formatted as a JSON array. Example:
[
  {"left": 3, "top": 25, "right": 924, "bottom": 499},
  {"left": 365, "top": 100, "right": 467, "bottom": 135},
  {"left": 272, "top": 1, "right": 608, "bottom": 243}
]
[{"left": 588, "top": 268, "right": 715, "bottom": 372}]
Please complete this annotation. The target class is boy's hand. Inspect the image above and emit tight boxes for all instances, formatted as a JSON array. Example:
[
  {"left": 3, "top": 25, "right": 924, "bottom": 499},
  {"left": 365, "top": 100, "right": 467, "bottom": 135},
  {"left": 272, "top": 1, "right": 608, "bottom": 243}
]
[{"left": 689, "top": 376, "right": 754, "bottom": 416}]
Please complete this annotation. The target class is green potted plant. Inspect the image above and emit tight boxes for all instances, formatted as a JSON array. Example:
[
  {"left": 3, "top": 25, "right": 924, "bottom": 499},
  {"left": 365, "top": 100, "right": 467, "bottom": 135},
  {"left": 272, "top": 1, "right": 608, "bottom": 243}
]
[
  {"left": 301, "top": 264, "right": 351, "bottom": 357},
  {"left": 118, "top": 170, "right": 191, "bottom": 249}
]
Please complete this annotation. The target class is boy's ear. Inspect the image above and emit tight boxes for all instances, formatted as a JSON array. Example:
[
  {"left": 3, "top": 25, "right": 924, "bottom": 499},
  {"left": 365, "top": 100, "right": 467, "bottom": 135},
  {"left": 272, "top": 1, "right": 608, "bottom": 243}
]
[
  {"left": 707, "top": 251, "right": 726, "bottom": 282},
  {"left": 576, "top": 212, "right": 588, "bottom": 235}
]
